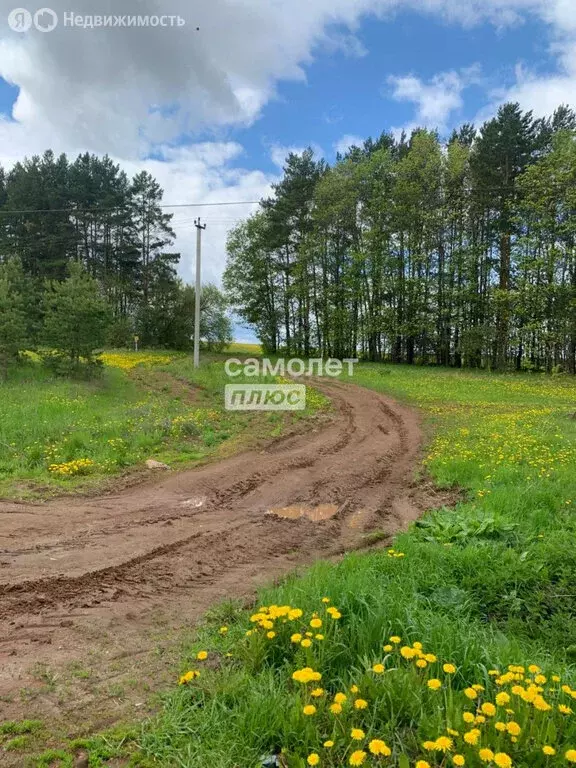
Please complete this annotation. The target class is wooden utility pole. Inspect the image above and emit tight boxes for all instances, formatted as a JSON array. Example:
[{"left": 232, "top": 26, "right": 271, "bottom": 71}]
[{"left": 194, "top": 218, "right": 206, "bottom": 368}]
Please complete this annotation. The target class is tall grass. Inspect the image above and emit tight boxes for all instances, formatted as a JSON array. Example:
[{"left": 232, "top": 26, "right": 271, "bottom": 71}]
[
  {"left": 0, "top": 351, "right": 328, "bottom": 498},
  {"left": 131, "top": 365, "right": 576, "bottom": 767}
]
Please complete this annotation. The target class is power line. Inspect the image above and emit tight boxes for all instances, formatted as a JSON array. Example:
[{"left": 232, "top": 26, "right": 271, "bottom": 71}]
[
  {"left": 0, "top": 200, "right": 262, "bottom": 215},
  {"left": 0, "top": 180, "right": 572, "bottom": 217}
]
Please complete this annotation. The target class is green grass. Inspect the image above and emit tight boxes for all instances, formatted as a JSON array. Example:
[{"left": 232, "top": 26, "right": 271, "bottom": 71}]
[
  {"left": 125, "top": 365, "right": 576, "bottom": 768},
  {"left": 0, "top": 350, "right": 328, "bottom": 499},
  {"left": 5, "top": 363, "right": 576, "bottom": 766}
]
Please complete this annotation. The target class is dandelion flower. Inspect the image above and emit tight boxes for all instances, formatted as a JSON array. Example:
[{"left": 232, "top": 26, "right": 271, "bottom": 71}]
[
  {"left": 479, "top": 748, "right": 494, "bottom": 762},
  {"left": 444, "top": 663, "right": 456, "bottom": 674},
  {"left": 307, "top": 754, "right": 320, "bottom": 766},
  {"left": 301, "top": 639, "right": 312, "bottom": 648},
  {"left": 349, "top": 750, "right": 367, "bottom": 766},
  {"left": 427, "top": 679, "right": 442, "bottom": 691},
  {"left": 291, "top": 633, "right": 303, "bottom": 643},
  {"left": 506, "top": 722, "right": 521, "bottom": 736},
  {"left": 390, "top": 635, "right": 401, "bottom": 644},
  {"left": 435, "top": 736, "right": 453, "bottom": 752},
  {"left": 196, "top": 651, "right": 208, "bottom": 660},
  {"left": 567, "top": 751, "right": 576, "bottom": 763},
  {"left": 310, "top": 618, "right": 322, "bottom": 629},
  {"left": 372, "top": 663, "right": 385, "bottom": 674},
  {"left": 453, "top": 755, "right": 465, "bottom": 766},
  {"left": 543, "top": 746, "right": 556, "bottom": 755},
  {"left": 178, "top": 670, "right": 200, "bottom": 685},
  {"left": 323, "top": 740, "right": 334, "bottom": 748},
  {"left": 416, "top": 762, "right": 431, "bottom": 768},
  {"left": 464, "top": 687, "right": 477, "bottom": 700},
  {"left": 369, "top": 739, "right": 391, "bottom": 756},
  {"left": 494, "top": 753, "right": 512, "bottom": 768},
  {"left": 383, "top": 644, "right": 393, "bottom": 652},
  {"left": 351, "top": 728, "right": 365, "bottom": 740},
  {"left": 481, "top": 702, "right": 496, "bottom": 717},
  {"left": 334, "top": 692, "right": 347, "bottom": 704},
  {"left": 354, "top": 699, "right": 368, "bottom": 710},
  {"left": 496, "top": 692, "right": 510, "bottom": 706},
  {"left": 311, "top": 688, "right": 324, "bottom": 698},
  {"left": 330, "top": 702, "right": 343, "bottom": 715}
]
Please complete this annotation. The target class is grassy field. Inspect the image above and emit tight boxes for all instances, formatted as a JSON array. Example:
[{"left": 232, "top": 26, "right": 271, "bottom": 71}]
[
  {"left": 0, "top": 346, "right": 327, "bottom": 499},
  {"left": 2, "top": 364, "right": 576, "bottom": 766}
]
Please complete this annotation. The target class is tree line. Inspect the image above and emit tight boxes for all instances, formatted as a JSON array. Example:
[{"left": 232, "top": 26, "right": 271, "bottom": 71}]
[
  {"left": 0, "top": 150, "right": 231, "bottom": 377},
  {"left": 225, "top": 103, "right": 576, "bottom": 373}
]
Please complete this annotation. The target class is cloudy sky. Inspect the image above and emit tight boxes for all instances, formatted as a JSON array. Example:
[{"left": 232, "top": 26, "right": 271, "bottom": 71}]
[{"left": 1, "top": 0, "right": 576, "bottom": 299}]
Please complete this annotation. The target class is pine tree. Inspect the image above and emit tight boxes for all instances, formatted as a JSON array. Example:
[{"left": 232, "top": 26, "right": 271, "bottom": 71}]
[
  {"left": 0, "top": 258, "right": 28, "bottom": 380},
  {"left": 43, "top": 262, "right": 111, "bottom": 368},
  {"left": 471, "top": 103, "right": 538, "bottom": 369}
]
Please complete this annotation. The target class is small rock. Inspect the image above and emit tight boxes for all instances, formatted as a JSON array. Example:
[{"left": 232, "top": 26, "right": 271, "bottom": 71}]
[{"left": 145, "top": 459, "right": 171, "bottom": 470}]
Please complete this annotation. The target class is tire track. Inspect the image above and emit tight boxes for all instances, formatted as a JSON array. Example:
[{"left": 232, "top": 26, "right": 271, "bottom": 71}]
[{"left": 0, "top": 381, "right": 449, "bottom": 722}]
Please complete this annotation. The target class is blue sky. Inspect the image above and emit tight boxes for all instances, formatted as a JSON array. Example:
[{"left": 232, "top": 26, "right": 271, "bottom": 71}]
[
  {"left": 1, "top": 0, "right": 575, "bottom": 340},
  {"left": 230, "top": 10, "right": 554, "bottom": 175}
]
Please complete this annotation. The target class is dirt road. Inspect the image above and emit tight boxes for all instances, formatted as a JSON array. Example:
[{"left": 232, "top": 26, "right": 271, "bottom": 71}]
[{"left": 0, "top": 380, "right": 445, "bottom": 730}]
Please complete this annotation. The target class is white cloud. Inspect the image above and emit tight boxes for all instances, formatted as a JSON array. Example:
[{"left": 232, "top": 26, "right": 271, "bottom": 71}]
[
  {"left": 1, "top": 0, "right": 576, "bottom": 292},
  {"left": 388, "top": 65, "right": 481, "bottom": 135},
  {"left": 269, "top": 143, "right": 324, "bottom": 169},
  {"left": 270, "top": 144, "right": 306, "bottom": 169},
  {"left": 117, "top": 145, "right": 275, "bottom": 287},
  {"left": 334, "top": 134, "right": 365, "bottom": 154}
]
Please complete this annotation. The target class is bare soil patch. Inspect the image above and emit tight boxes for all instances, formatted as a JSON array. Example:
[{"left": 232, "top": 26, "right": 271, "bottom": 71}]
[{"left": 0, "top": 380, "right": 454, "bottom": 742}]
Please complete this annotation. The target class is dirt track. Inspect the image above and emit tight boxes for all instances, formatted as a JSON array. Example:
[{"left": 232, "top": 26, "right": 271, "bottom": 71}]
[{"left": 0, "top": 380, "right": 445, "bottom": 728}]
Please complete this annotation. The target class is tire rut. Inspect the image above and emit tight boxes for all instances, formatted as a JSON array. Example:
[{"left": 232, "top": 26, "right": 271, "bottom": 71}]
[{"left": 0, "top": 380, "right": 440, "bottom": 720}]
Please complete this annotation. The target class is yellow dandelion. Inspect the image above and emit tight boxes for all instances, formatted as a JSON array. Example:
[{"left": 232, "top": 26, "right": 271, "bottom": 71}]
[{"left": 369, "top": 739, "right": 391, "bottom": 756}]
